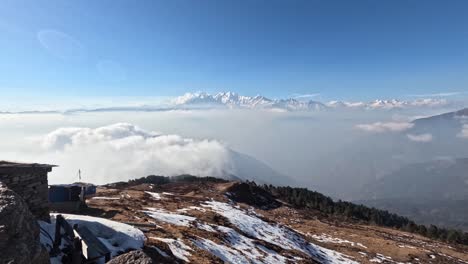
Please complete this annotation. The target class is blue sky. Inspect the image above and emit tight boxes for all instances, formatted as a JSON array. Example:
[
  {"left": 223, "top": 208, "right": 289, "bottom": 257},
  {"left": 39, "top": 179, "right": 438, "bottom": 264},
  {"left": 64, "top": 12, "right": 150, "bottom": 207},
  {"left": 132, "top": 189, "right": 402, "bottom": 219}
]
[{"left": 1, "top": 0, "right": 468, "bottom": 101}]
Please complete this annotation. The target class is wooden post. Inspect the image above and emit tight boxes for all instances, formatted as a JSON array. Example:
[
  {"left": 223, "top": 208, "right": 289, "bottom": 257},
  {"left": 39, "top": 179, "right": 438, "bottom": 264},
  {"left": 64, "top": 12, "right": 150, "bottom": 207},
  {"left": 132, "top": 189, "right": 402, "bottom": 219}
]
[
  {"left": 104, "top": 252, "right": 111, "bottom": 262},
  {"left": 71, "top": 237, "right": 82, "bottom": 264},
  {"left": 53, "top": 215, "right": 63, "bottom": 251}
]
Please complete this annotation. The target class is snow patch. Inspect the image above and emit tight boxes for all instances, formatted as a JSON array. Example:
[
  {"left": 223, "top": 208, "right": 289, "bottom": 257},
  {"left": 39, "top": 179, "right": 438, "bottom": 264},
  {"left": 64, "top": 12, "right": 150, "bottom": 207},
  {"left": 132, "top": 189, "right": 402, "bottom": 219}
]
[
  {"left": 151, "top": 237, "right": 192, "bottom": 262},
  {"left": 310, "top": 233, "right": 367, "bottom": 248},
  {"left": 202, "top": 201, "right": 358, "bottom": 264},
  {"left": 145, "top": 191, "right": 163, "bottom": 200},
  {"left": 91, "top": 196, "right": 120, "bottom": 200},
  {"left": 143, "top": 207, "right": 195, "bottom": 226},
  {"left": 177, "top": 206, "right": 207, "bottom": 213},
  {"left": 192, "top": 237, "right": 250, "bottom": 263},
  {"left": 152, "top": 246, "right": 169, "bottom": 258},
  {"left": 39, "top": 213, "right": 145, "bottom": 261}
]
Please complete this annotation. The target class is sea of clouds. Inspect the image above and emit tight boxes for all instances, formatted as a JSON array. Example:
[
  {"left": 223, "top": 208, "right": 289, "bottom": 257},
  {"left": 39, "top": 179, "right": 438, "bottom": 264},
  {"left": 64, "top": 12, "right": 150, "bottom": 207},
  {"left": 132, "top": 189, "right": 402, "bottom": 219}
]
[
  {"left": 0, "top": 106, "right": 467, "bottom": 198},
  {"left": 39, "top": 123, "right": 234, "bottom": 184}
]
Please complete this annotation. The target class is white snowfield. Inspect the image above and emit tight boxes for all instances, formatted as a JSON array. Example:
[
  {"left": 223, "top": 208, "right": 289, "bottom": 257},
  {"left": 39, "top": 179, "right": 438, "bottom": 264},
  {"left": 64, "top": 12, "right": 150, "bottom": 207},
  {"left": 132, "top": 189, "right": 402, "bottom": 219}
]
[
  {"left": 39, "top": 213, "right": 145, "bottom": 263},
  {"left": 143, "top": 200, "right": 358, "bottom": 263}
]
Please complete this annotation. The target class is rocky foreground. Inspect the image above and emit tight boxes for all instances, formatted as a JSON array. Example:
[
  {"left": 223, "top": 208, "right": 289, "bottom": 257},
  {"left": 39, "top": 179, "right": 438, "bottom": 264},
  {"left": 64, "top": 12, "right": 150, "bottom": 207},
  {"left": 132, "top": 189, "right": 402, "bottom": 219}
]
[
  {"left": 80, "top": 179, "right": 468, "bottom": 264},
  {"left": 0, "top": 184, "right": 49, "bottom": 264}
]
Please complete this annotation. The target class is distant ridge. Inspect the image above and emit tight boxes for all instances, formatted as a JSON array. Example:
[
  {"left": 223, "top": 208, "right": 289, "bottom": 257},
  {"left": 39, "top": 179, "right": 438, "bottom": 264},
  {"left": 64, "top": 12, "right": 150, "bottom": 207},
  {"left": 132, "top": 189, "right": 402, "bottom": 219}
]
[{"left": 0, "top": 92, "right": 457, "bottom": 114}]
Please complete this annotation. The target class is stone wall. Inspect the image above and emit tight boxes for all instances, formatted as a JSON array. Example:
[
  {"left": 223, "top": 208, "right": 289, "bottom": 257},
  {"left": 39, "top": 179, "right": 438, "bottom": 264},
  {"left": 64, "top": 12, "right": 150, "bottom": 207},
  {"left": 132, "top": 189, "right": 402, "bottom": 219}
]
[{"left": 0, "top": 166, "right": 51, "bottom": 221}]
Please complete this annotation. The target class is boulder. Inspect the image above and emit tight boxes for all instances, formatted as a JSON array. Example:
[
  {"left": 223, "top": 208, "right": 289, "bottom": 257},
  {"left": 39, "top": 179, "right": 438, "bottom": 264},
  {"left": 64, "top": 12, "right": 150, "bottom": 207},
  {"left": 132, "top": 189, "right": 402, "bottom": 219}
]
[
  {"left": 0, "top": 183, "right": 49, "bottom": 264},
  {"left": 106, "top": 250, "right": 155, "bottom": 264}
]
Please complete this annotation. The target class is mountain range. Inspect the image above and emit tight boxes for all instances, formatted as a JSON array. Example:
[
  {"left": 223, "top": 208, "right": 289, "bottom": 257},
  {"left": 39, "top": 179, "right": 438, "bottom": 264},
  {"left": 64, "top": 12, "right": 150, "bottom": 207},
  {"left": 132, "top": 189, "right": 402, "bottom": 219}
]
[
  {"left": 0, "top": 92, "right": 457, "bottom": 114},
  {"left": 171, "top": 92, "right": 453, "bottom": 111},
  {"left": 171, "top": 91, "right": 327, "bottom": 111}
]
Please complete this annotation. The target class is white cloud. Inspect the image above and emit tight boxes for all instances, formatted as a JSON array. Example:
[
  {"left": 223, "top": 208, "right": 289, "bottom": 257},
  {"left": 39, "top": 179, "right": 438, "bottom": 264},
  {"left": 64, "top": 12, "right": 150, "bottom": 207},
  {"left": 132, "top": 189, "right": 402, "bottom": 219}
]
[
  {"left": 291, "top": 93, "right": 321, "bottom": 99},
  {"left": 457, "top": 124, "right": 468, "bottom": 139},
  {"left": 409, "top": 98, "right": 449, "bottom": 107},
  {"left": 39, "top": 123, "right": 235, "bottom": 184},
  {"left": 407, "top": 92, "right": 461, "bottom": 97},
  {"left": 355, "top": 122, "right": 414, "bottom": 133},
  {"left": 406, "top": 133, "right": 433, "bottom": 142}
]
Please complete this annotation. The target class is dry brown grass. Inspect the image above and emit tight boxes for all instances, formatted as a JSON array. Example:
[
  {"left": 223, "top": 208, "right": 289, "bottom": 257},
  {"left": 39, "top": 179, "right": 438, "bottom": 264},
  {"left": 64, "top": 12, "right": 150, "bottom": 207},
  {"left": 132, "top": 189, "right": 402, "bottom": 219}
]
[{"left": 78, "top": 182, "right": 468, "bottom": 263}]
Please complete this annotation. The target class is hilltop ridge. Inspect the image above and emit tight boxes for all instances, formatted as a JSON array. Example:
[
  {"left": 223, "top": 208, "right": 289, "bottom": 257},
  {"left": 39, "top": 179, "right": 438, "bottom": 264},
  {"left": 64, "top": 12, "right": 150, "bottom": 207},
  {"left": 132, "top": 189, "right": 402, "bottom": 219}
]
[{"left": 76, "top": 175, "right": 468, "bottom": 263}]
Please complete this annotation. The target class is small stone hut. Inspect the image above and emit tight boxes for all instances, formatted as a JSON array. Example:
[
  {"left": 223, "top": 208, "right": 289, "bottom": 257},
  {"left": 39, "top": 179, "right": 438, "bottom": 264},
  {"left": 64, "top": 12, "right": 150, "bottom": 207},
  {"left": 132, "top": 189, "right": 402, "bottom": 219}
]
[{"left": 0, "top": 161, "right": 56, "bottom": 221}]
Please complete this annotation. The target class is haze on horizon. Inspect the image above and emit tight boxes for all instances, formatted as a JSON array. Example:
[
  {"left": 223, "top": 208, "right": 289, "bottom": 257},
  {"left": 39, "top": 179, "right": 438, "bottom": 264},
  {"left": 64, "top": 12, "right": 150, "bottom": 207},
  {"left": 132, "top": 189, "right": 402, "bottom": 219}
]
[{"left": 1, "top": 0, "right": 468, "bottom": 209}]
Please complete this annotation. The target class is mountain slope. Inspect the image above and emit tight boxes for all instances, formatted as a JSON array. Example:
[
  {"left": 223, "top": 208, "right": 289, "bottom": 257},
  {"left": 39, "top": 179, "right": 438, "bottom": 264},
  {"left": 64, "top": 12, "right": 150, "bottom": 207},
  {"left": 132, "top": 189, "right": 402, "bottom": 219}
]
[
  {"left": 228, "top": 150, "right": 295, "bottom": 186},
  {"left": 358, "top": 158, "right": 468, "bottom": 231},
  {"left": 360, "top": 158, "right": 468, "bottom": 200},
  {"left": 76, "top": 177, "right": 468, "bottom": 263},
  {"left": 409, "top": 108, "right": 468, "bottom": 139}
]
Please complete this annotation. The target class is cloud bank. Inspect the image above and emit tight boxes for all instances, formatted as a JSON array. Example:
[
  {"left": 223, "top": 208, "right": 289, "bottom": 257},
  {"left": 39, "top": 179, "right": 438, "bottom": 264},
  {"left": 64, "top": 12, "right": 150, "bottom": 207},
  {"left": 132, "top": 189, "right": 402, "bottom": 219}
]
[
  {"left": 407, "top": 133, "right": 433, "bottom": 142},
  {"left": 407, "top": 92, "right": 461, "bottom": 97},
  {"left": 39, "top": 123, "right": 234, "bottom": 184},
  {"left": 458, "top": 124, "right": 468, "bottom": 139},
  {"left": 355, "top": 122, "right": 414, "bottom": 133}
]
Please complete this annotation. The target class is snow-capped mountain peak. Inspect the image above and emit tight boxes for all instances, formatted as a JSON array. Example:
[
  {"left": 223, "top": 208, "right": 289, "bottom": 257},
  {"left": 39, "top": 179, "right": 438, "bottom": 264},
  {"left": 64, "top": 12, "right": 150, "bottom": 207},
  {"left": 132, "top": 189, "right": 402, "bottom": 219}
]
[
  {"left": 172, "top": 91, "right": 326, "bottom": 111},
  {"left": 172, "top": 92, "right": 219, "bottom": 105},
  {"left": 171, "top": 92, "right": 452, "bottom": 111}
]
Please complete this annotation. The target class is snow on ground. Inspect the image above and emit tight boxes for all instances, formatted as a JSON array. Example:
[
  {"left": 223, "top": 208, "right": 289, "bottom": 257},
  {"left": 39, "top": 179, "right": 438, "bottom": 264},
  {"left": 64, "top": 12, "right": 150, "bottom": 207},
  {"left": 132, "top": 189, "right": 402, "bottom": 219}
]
[
  {"left": 310, "top": 233, "right": 367, "bottom": 248},
  {"left": 145, "top": 191, "right": 163, "bottom": 200},
  {"left": 152, "top": 246, "right": 169, "bottom": 258},
  {"left": 143, "top": 207, "right": 196, "bottom": 226},
  {"left": 144, "top": 205, "right": 289, "bottom": 263},
  {"left": 134, "top": 199, "right": 361, "bottom": 263},
  {"left": 202, "top": 201, "right": 358, "bottom": 264},
  {"left": 91, "top": 196, "right": 120, "bottom": 200},
  {"left": 39, "top": 213, "right": 145, "bottom": 262},
  {"left": 215, "top": 225, "right": 289, "bottom": 264},
  {"left": 177, "top": 206, "right": 207, "bottom": 213},
  {"left": 192, "top": 224, "right": 290, "bottom": 264},
  {"left": 397, "top": 244, "right": 416, "bottom": 249},
  {"left": 192, "top": 237, "right": 250, "bottom": 263},
  {"left": 369, "top": 253, "right": 405, "bottom": 264},
  {"left": 195, "top": 222, "right": 217, "bottom": 232},
  {"left": 151, "top": 237, "right": 192, "bottom": 262}
]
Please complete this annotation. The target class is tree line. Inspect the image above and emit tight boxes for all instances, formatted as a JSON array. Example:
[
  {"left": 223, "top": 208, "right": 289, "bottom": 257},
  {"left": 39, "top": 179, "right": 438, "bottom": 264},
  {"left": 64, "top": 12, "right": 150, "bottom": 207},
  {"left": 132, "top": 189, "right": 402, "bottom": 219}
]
[
  {"left": 110, "top": 174, "right": 468, "bottom": 245},
  {"left": 255, "top": 182, "right": 468, "bottom": 245}
]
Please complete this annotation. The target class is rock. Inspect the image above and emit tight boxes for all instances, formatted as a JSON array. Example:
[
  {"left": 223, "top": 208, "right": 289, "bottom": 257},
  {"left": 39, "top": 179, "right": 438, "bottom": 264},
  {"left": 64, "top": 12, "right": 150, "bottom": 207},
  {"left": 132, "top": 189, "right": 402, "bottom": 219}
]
[
  {"left": 106, "top": 250, "right": 156, "bottom": 264},
  {"left": 0, "top": 183, "right": 50, "bottom": 264}
]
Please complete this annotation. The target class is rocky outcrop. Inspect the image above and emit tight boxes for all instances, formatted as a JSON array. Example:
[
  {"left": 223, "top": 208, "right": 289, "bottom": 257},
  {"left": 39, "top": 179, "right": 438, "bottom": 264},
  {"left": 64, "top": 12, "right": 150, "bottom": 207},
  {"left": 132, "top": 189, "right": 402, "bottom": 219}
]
[
  {"left": 0, "top": 183, "right": 49, "bottom": 264},
  {"left": 106, "top": 250, "right": 156, "bottom": 264}
]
